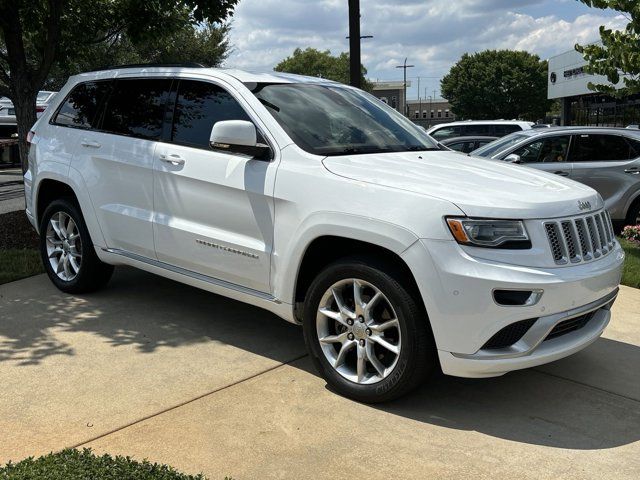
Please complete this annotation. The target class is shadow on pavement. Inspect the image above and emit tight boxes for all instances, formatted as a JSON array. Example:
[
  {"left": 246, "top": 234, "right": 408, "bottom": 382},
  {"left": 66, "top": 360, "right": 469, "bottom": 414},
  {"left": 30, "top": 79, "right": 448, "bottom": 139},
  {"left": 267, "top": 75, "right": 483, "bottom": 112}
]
[
  {"left": 0, "top": 267, "right": 305, "bottom": 366},
  {"left": 1, "top": 267, "right": 638, "bottom": 451},
  {"left": 372, "top": 336, "right": 640, "bottom": 451}
]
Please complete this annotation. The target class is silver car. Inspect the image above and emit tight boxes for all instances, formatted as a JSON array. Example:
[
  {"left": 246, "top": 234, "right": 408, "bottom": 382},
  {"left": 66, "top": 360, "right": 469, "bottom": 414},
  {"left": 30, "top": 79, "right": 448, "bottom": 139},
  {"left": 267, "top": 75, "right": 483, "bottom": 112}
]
[{"left": 472, "top": 127, "right": 640, "bottom": 226}]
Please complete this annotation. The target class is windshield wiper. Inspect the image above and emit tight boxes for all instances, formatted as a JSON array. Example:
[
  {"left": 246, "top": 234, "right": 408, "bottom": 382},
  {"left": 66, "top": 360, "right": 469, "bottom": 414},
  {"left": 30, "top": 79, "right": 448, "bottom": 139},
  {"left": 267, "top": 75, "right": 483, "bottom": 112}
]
[
  {"left": 403, "top": 146, "right": 440, "bottom": 151},
  {"left": 258, "top": 98, "right": 280, "bottom": 112}
]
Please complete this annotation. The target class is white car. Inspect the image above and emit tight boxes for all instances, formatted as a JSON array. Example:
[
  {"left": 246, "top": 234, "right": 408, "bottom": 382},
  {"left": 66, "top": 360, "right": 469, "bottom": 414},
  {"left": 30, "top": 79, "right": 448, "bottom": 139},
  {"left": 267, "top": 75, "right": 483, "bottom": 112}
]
[
  {"left": 427, "top": 120, "right": 534, "bottom": 141},
  {"left": 24, "top": 66, "right": 623, "bottom": 402}
]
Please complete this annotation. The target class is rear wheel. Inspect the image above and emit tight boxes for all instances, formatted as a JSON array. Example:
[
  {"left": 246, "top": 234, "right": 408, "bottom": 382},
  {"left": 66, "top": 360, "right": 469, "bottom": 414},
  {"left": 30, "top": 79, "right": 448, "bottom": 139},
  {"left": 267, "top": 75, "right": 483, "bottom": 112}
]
[
  {"left": 303, "top": 257, "right": 436, "bottom": 403},
  {"left": 39, "top": 198, "right": 113, "bottom": 293},
  {"left": 627, "top": 201, "right": 640, "bottom": 227}
]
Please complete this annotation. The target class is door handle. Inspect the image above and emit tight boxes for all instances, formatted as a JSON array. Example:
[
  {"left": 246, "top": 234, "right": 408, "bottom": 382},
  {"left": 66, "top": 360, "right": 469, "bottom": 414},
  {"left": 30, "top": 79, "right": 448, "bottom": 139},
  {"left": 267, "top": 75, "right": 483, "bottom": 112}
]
[
  {"left": 159, "top": 154, "right": 185, "bottom": 166},
  {"left": 624, "top": 168, "right": 640, "bottom": 175},
  {"left": 553, "top": 170, "right": 570, "bottom": 176},
  {"left": 80, "top": 139, "right": 101, "bottom": 148}
]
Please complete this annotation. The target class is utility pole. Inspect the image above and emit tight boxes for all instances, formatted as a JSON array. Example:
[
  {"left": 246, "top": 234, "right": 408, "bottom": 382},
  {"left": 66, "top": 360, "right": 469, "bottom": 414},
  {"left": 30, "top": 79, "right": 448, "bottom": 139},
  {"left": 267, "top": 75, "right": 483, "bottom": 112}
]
[
  {"left": 396, "top": 58, "right": 414, "bottom": 117},
  {"left": 348, "top": 0, "right": 361, "bottom": 89}
]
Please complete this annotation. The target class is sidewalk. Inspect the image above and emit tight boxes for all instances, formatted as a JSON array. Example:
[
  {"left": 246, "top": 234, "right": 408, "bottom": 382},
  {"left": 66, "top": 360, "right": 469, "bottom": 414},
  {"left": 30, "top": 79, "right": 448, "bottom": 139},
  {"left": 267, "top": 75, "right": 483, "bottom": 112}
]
[{"left": 1, "top": 268, "right": 639, "bottom": 479}]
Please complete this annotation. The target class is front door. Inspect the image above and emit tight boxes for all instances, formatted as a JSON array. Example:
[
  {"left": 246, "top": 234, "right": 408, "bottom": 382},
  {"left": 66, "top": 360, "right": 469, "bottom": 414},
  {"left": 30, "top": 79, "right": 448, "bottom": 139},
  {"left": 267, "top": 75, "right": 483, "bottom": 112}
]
[
  {"left": 507, "top": 134, "right": 572, "bottom": 177},
  {"left": 153, "top": 79, "right": 276, "bottom": 293}
]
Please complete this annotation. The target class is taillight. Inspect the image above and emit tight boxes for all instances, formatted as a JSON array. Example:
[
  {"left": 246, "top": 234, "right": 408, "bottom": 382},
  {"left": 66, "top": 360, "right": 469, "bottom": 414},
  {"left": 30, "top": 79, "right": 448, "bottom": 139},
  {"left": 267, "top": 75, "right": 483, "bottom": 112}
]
[
  {"left": 36, "top": 106, "right": 46, "bottom": 113},
  {"left": 26, "top": 130, "right": 35, "bottom": 143}
]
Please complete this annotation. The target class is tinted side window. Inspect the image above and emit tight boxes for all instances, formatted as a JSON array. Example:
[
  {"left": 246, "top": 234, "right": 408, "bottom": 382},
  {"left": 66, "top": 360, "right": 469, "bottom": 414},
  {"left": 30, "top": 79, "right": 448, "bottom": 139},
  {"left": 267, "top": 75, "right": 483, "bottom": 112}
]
[
  {"left": 464, "top": 124, "right": 493, "bottom": 136},
  {"left": 513, "top": 136, "right": 570, "bottom": 163},
  {"left": 100, "top": 79, "right": 171, "bottom": 140},
  {"left": 494, "top": 124, "right": 522, "bottom": 136},
  {"left": 431, "top": 126, "right": 460, "bottom": 140},
  {"left": 572, "top": 134, "right": 635, "bottom": 161},
  {"left": 625, "top": 137, "right": 640, "bottom": 157},
  {"left": 171, "top": 80, "right": 251, "bottom": 149},
  {"left": 53, "top": 82, "right": 111, "bottom": 129}
]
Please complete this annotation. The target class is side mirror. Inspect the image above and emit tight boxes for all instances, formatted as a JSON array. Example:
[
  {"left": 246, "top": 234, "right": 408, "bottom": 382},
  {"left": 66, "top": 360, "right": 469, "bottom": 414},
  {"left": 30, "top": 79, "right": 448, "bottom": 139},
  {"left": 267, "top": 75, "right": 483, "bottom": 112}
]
[
  {"left": 210, "top": 120, "right": 272, "bottom": 160},
  {"left": 504, "top": 153, "right": 522, "bottom": 164}
]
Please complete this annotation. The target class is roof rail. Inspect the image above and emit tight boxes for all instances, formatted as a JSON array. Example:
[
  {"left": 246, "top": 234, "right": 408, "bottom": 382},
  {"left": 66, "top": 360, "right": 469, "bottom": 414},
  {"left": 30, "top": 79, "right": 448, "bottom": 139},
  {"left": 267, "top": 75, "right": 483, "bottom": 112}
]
[{"left": 86, "top": 62, "right": 207, "bottom": 72}]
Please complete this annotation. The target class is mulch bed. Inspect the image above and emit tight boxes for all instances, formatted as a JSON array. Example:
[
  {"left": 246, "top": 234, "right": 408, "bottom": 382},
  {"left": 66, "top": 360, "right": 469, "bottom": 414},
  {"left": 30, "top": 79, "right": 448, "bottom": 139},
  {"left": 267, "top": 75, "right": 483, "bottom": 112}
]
[{"left": 0, "top": 210, "right": 39, "bottom": 249}]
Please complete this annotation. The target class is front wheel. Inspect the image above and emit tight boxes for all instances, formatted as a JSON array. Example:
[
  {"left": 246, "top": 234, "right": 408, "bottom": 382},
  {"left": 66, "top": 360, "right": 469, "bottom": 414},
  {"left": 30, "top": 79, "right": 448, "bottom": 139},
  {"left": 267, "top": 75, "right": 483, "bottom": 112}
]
[
  {"left": 303, "top": 257, "right": 436, "bottom": 403},
  {"left": 39, "top": 198, "right": 114, "bottom": 293}
]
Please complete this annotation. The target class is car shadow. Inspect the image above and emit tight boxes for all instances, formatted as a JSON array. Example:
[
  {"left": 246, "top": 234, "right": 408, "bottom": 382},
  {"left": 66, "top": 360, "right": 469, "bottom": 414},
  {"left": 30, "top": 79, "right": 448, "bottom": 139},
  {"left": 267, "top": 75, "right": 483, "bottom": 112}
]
[
  {"left": 0, "top": 267, "right": 306, "bottom": 366},
  {"left": 366, "top": 336, "right": 640, "bottom": 450}
]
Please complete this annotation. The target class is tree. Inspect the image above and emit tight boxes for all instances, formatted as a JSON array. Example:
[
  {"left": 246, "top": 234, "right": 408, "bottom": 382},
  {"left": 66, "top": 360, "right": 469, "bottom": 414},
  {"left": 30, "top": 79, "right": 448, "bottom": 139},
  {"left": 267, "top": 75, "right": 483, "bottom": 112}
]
[
  {"left": 440, "top": 50, "right": 551, "bottom": 121},
  {"left": 274, "top": 48, "right": 373, "bottom": 91},
  {"left": 45, "top": 23, "right": 232, "bottom": 91},
  {"left": 575, "top": 0, "right": 640, "bottom": 96},
  {"left": 0, "top": 0, "right": 238, "bottom": 172}
]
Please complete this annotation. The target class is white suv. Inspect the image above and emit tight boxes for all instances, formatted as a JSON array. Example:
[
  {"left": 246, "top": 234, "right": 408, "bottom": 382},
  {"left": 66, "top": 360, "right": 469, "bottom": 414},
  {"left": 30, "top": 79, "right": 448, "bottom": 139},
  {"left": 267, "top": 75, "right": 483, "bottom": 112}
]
[
  {"left": 24, "top": 66, "right": 624, "bottom": 402},
  {"left": 427, "top": 120, "right": 534, "bottom": 141}
]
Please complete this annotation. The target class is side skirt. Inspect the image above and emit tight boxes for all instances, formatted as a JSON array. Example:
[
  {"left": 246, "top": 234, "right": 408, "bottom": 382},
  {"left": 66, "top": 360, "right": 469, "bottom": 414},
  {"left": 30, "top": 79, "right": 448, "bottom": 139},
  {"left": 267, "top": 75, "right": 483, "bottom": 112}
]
[{"left": 96, "top": 247, "right": 297, "bottom": 324}]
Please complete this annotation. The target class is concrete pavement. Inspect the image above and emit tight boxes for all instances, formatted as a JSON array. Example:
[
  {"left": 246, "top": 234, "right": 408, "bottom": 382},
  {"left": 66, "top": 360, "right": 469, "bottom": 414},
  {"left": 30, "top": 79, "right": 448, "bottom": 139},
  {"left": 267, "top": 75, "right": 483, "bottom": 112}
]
[{"left": 0, "top": 268, "right": 638, "bottom": 478}]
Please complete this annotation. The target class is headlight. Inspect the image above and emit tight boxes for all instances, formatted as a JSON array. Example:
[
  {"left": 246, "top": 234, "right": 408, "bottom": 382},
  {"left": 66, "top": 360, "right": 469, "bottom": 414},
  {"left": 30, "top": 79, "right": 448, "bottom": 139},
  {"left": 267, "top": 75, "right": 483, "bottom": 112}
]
[{"left": 446, "top": 217, "right": 530, "bottom": 249}]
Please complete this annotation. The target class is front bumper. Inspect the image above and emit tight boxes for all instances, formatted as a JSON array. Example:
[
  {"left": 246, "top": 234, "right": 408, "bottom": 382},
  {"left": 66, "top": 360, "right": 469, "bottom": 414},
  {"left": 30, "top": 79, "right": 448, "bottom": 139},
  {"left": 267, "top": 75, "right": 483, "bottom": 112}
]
[
  {"left": 401, "top": 239, "right": 624, "bottom": 378},
  {"left": 439, "top": 289, "right": 616, "bottom": 377}
]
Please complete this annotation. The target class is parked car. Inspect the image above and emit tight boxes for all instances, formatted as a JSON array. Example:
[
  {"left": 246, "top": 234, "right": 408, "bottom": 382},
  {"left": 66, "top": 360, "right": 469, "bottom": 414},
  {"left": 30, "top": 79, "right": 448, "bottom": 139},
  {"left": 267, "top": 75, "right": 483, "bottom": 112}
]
[
  {"left": 440, "top": 136, "right": 498, "bottom": 153},
  {"left": 427, "top": 120, "right": 533, "bottom": 141},
  {"left": 471, "top": 127, "right": 640, "bottom": 227},
  {"left": 0, "top": 91, "right": 58, "bottom": 137},
  {"left": 25, "top": 66, "right": 623, "bottom": 402}
]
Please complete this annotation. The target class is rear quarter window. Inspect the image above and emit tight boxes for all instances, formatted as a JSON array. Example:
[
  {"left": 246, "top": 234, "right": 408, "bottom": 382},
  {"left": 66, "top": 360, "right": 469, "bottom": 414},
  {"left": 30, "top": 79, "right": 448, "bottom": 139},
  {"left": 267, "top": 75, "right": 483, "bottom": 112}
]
[{"left": 52, "top": 82, "right": 111, "bottom": 129}]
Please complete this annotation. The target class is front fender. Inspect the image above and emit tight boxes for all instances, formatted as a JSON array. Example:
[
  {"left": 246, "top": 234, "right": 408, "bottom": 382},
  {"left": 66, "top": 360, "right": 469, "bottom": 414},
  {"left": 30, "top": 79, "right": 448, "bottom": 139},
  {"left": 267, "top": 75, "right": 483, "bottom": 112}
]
[{"left": 273, "top": 211, "right": 420, "bottom": 304}]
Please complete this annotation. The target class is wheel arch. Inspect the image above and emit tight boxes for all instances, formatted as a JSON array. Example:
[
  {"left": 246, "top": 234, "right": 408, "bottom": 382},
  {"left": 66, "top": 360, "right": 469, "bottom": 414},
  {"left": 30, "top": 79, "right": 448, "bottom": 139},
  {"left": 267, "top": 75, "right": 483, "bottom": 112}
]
[
  {"left": 624, "top": 190, "right": 640, "bottom": 225},
  {"left": 34, "top": 167, "right": 106, "bottom": 247},
  {"left": 292, "top": 235, "right": 425, "bottom": 318},
  {"left": 279, "top": 214, "right": 423, "bottom": 322}
]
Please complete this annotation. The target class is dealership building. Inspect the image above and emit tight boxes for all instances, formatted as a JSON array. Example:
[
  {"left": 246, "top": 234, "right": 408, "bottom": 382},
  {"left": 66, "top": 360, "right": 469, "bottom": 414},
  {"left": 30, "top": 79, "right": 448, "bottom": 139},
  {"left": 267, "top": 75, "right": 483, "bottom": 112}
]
[{"left": 548, "top": 46, "right": 640, "bottom": 127}]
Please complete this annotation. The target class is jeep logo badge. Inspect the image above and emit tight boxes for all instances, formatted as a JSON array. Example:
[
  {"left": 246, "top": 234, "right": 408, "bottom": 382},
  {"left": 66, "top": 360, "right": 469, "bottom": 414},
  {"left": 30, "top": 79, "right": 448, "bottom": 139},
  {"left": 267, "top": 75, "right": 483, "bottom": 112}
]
[{"left": 578, "top": 200, "right": 591, "bottom": 211}]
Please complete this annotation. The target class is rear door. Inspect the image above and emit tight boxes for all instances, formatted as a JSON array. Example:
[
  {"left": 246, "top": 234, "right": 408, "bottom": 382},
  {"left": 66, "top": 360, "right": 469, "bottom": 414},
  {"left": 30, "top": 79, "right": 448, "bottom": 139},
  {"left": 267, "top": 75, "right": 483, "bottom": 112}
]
[
  {"left": 152, "top": 78, "right": 277, "bottom": 293},
  {"left": 569, "top": 133, "right": 640, "bottom": 219},
  {"left": 506, "top": 134, "right": 572, "bottom": 176},
  {"left": 73, "top": 77, "right": 172, "bottom": 259}
]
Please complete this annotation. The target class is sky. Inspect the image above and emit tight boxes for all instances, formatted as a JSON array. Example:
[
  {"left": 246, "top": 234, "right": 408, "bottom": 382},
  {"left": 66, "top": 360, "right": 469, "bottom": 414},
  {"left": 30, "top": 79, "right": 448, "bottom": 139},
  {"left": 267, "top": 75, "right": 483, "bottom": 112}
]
[{"left": 225, "top": 0, "right": 628, "bottom": 100}]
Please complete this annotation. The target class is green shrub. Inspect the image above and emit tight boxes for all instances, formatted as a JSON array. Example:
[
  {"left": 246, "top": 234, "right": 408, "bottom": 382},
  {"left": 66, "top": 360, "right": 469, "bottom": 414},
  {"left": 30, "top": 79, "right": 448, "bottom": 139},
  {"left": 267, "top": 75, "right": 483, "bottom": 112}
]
[
  {"left": 0, "top": 448, "right": 207, "bottom": 480},
  {"left": 620, "top": 238, "right": 640, "bottom": 289}
]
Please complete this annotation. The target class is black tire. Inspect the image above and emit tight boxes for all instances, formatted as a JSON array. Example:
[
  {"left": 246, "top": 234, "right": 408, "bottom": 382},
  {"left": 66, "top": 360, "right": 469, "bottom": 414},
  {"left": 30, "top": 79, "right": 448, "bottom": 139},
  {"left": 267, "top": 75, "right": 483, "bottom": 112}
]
[
  {"left": 39, "top": 198, "right": 114, "bottom": 293},
  {"left": 302, "top": 256, "right": 436, "bottom": 403},
  {"left": 626, "top": 201, "right": 640, "bottom": 227}
]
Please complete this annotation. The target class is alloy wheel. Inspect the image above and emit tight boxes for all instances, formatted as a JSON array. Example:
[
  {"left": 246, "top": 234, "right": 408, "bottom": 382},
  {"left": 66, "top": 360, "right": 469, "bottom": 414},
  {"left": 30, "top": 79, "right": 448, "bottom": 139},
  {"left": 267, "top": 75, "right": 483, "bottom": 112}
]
[
  {"left": 316, "top": 278, "right": 402, "bottom": 384},
  {"left": 45, "top": 211, "right": 82, "bottom": 281}
]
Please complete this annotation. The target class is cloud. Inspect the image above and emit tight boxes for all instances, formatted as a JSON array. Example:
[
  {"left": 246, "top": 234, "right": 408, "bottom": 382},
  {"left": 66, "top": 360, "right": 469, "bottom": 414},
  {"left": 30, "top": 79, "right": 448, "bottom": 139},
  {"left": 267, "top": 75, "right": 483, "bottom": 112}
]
[{"left": 226, "top": 0, "right": 627, "bottom": 98}]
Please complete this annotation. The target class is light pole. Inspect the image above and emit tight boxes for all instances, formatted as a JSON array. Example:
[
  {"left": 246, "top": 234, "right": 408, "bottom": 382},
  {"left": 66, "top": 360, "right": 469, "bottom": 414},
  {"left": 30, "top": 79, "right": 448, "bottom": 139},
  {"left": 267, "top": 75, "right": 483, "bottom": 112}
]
[
  {"left": 348, "top": 1, "right": 374, "bottom": 89},
  {"left": 396, "top": 58, "right": 414, "bottom": 117}
]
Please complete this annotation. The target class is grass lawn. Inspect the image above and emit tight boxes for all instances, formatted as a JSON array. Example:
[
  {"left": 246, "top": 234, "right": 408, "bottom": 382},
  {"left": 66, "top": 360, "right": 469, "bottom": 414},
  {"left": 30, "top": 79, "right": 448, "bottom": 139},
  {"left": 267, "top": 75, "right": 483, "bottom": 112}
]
[
  {"left": 0, "top": 448, "right": 212, "bottom": 480},
  {"left": 0, "top": 248, "right": 43, "bottom": 285},
  {"left": 620, "top": 238, "right": 640, "bottom": 289},
  {"left": 0, "top": 210, "right": 43, "bottom": 285}
]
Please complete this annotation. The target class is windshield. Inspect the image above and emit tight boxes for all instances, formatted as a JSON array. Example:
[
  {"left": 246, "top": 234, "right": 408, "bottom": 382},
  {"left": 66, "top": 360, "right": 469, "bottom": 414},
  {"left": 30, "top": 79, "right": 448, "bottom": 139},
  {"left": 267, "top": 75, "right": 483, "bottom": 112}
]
[
  {"left": 471, "top": 132, "right": 528, "bottom": 157},
  {"left": 250, "top": 83, "right": 438, "bottom": 156}
]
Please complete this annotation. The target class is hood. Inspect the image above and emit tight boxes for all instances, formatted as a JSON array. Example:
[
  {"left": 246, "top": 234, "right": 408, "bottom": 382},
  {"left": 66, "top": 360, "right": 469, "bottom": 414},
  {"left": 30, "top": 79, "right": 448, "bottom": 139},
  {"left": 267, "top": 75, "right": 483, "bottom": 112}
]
[{"left": 322, "top": 150, "right": 602, "bottom": 219}]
